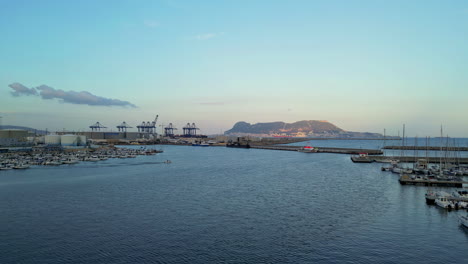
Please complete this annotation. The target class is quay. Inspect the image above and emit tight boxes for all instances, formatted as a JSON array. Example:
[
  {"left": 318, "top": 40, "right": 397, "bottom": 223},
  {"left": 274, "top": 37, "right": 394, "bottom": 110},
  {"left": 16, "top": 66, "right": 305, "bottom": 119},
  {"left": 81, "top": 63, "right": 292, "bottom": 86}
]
[
  {"left": 372, "top": 156, "right": 468, "bottom": 164},
  {"left": 250, "top": 145, "right": 383, "bottom": 155},
  {"left": 398, "top": 174, "right": 468, "bottom": 187},
  {"left": 384, "top": 146, "right": 468, "bottom": 151}
]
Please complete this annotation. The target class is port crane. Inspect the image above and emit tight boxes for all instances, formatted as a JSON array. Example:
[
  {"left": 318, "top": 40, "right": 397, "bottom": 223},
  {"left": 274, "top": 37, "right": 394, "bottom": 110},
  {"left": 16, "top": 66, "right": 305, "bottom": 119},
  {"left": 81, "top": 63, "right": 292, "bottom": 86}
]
[
  {"left": 117, "top": 121, "right": 133, "bottom": 132},
  {"left": 164, "top": 123, "right": 177, "bottom": 137},
  {"left": 137, "top": 115, "right": 159, "bottom": 133},
  {"left": 89, "top": 122, "right": 107, "bottom": 132},
  {"left": 183, "top": 123, "right": 200, "bottom": 137}
]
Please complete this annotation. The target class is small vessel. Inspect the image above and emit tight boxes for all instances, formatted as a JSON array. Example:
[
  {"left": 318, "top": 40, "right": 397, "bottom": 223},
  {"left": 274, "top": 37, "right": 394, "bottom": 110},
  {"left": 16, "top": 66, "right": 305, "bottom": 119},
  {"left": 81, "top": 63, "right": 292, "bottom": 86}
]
[
  {"left": 0, "top": 165, "right": 13, "bottom": 170},
  {"left": 13, "top": 164, "right": 30, "bottom": 169},
  {"left": 425, "top": 190, "right": 450, "bottom": 204},
  {"left": 298, "top": 146, "right": 317, "bottom": 153},
  {"left": 192, "top": 141, "right": 209, "bottom": 147},
  {"left": 435, "top": 196, "right": 455, "bottom": 209},
  {"left": 62, "top": 159, "right": 79, "bottom": 164},
  {"left": 45, "top": 160, "right": 62, "bottom": 166},
  {"left": 226, "top": 138, "right": 250, "bottom": 149},
  {"left": 350, "top": 153, "right": 373, "bottom": 163},
  {"left": 451, "top": 189, "right": 468, "bottom": 199},
  {"left": 85, "top": 156, "right": 100, "bottom": 162}
]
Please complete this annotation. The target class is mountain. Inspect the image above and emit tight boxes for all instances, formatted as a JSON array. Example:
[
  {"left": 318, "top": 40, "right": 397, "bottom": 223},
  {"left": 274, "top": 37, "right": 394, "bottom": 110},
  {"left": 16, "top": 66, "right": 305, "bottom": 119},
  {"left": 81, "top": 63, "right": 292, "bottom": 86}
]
[
  {"left": 224, "top": 120, "right": 382, "bottom": 138},
  {"left": 1, "top": 125, "right": 48, "bottom": 135}
]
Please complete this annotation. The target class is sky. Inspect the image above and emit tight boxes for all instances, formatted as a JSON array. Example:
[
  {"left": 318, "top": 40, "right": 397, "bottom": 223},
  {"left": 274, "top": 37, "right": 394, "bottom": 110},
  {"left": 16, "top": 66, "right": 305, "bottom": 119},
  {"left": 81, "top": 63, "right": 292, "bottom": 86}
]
[{"left": 1, "top": 0, "right": 467, "bottom": 136}]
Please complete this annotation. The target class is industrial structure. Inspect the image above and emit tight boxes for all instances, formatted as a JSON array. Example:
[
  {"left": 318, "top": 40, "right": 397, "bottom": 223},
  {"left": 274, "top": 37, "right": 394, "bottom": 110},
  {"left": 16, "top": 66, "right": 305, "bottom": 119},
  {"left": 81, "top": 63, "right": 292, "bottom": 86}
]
[
  {"left": 183, "top": 123, "right": 200, "bottom": 137},
  {"left": 117, "top": 121, "right": 132, "bottom": 132},
  {"left": 164, "top": 123, "right": 177, "bottom": 137},
  {"left": 1, "top": 114, "right": 209, "bottom": 146},
  {"left": 44, "top": 134, "right": 87, "bottom": 147},
  {"left": 89, "top": 122, "right": 107, "bottom": 132},
  {"left": 0, "top": 129, "right": 30, "bottom": 147},
  {"left": 137, "top": 115, "right": 158, "bottom": 133}
]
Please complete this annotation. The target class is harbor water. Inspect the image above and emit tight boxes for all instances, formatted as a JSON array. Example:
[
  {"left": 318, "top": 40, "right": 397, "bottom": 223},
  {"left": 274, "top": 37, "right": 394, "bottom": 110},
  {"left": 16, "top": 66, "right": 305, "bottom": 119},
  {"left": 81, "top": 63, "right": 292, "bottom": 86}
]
[{"left": 1, "top": 141, "right": 468, "bottom": 263}]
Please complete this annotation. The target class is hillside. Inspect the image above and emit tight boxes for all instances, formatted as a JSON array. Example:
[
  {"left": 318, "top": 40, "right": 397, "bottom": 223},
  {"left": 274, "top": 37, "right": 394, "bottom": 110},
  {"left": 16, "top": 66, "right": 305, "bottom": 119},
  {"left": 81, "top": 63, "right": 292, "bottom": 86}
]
[
  {"left": 224, "top": 120, "right": 381, "bottom": 138},
  {"left": 0, "top": 125, "right": 48, "bottom": 135}
]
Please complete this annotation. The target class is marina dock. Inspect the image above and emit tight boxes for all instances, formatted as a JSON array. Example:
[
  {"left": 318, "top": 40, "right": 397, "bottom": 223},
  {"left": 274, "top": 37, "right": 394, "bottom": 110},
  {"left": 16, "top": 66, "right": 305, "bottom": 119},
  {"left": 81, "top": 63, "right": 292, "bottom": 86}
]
[
  {"left": 384, "top": 146, "right": 468, "bottom": 151},
  {"left": 372, "top": 156, "right": 468, "bottom": 164},
  {"left": 398, "top": 174, "right": 468, "bottom": 187}
]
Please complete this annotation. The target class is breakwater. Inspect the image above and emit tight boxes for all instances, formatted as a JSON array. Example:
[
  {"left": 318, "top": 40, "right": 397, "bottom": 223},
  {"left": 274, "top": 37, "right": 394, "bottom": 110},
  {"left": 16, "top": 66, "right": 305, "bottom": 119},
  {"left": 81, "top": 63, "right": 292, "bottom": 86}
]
[
  {"left": 372, "top": 156, "right": 468, "bottom": 164},
  {"left": 250, "top": 145, "right": 383, "bottom": 155},
  {"left": 384, "top": 146, "right": 468, "bottom": 151},
  {"left": 398, "top": 174, "right": 468, "bottom": 187}
]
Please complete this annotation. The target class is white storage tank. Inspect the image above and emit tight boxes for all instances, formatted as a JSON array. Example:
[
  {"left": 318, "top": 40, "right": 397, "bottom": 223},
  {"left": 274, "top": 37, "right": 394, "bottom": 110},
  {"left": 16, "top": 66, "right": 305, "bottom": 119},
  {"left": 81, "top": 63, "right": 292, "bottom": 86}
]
[
  {"left": 45, "top": 135, "right": 61, "bottom": 145},
  {"left": 78, "top": 135, "right": 87, "bottom": 146},
  {"left": 61, "top": 134, "right": 78, "bottom": 146},
  {"left": 36, "top": 136, "right": 45, "bottom": 144}
]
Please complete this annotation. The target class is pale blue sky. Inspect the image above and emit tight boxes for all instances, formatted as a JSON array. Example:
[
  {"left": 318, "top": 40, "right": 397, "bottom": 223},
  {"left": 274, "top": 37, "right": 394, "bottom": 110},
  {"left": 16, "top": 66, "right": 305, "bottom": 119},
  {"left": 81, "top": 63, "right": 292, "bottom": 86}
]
[{"left": 1, "top": 0, "right": 467, "bottom": 136}]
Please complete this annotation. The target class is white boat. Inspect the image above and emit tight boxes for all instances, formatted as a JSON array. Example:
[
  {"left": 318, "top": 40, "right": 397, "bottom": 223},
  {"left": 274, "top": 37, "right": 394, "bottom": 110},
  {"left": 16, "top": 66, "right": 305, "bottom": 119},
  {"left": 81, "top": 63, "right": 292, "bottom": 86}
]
[
  {"left": 425, "top": 190, "right": 451, "bottom": 204},
  {"left": 85, "top": 156, "right": 100, "bottom": 162},
  {"left": 13, "top": 164, "right": 30, "bottom": 169},
  {"left": 452, "top": 190, "right": 468, "bottom": 199},
  {"left": 435, "top": 196, "right": 456, "bottom": 209},
  {"left": 0, "top": 165, "right": 13, "bottom": 170},
  {"left": 45, "top": 160, "right": 62, "bottom": 166},
  {"left": 298, "top": 146, "right": 317, "bottom": 153},
  {"left": 62, "top": 159, "right": 79, "bottom": 164}
]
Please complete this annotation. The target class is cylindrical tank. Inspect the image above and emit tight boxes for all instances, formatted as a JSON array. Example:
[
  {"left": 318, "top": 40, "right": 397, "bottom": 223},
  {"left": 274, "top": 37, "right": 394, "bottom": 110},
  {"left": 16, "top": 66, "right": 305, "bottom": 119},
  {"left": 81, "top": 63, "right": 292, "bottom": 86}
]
[
  {"left": 45, "top": 135, "right": 61, "bottom": 145},
  {"left": 78, "top": 135, "right": 87, "bottom": 146},
  {"left": 36, "top": 136, "right": 45, "bottom": 144},
  {"left": 61, "top": 135, "right": 78, "bottom": 146}
]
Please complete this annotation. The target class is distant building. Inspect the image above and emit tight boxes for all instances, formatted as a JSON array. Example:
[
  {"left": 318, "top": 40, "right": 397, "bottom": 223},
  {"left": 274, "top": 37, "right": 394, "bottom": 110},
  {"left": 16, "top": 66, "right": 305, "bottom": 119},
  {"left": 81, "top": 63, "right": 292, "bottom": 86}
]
[{"left": 0, "top": 129, "right": 31, "bottom": 147}]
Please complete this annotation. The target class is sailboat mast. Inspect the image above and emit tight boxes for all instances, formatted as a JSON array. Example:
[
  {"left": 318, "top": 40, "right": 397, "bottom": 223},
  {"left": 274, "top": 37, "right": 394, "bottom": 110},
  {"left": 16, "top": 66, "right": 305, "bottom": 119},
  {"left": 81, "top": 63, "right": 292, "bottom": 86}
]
[
  {"left": 439, "top": 126, "right": 443, "bottom": 175},
  {"left": 402, "top": 124, "right": 405, "bottom": 160},
  {"left": 414, "top": 136, "right": 418, "bottom": 169}
]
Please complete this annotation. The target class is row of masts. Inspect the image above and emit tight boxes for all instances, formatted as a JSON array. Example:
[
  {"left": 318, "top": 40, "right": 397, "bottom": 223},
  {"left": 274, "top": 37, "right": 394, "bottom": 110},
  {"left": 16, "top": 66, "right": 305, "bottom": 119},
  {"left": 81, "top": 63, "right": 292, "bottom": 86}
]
[{"left": 382, "top": 125, "right": 464, "bottom": 171}]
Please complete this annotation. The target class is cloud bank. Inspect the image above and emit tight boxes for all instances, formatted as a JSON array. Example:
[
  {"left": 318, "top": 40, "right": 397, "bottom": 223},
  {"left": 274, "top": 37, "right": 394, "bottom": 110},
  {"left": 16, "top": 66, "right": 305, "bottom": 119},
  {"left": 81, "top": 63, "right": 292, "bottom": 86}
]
[
  {"left": 8, "top": 83, "right": 137, "bottom": 108},
  {"left": 9, "top": 83, "right": 38, "bottom": 96}
]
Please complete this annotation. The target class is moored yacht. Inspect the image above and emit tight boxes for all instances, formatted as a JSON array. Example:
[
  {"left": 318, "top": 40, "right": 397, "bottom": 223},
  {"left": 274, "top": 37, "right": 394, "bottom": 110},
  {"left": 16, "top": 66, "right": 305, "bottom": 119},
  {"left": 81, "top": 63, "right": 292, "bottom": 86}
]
[{"left": 435, "top": 196, "right": 455, "bottom": 209}]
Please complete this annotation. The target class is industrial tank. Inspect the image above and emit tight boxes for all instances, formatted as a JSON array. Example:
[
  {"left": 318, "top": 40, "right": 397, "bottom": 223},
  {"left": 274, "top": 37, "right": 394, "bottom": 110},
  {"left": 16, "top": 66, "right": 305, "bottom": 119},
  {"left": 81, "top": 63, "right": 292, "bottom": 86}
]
[
  {"left": 61, "top": 135, "right": 78, "bottom": 146},
  {"left": 36, "top": 136, "right": 45, "bottom": 144},
  {"left": 78, "top": 135, "right": 87, "bottom": 146},
  {"left": 45, "top": 135, "right": 61, "bottom": 145}
]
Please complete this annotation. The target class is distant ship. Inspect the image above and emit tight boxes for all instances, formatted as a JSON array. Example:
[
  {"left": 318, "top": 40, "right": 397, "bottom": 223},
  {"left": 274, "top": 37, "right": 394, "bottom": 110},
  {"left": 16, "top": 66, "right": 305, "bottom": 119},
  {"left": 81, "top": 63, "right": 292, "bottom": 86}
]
[{"left": 226, "top": 137, "right": 250, "bottom": 148}]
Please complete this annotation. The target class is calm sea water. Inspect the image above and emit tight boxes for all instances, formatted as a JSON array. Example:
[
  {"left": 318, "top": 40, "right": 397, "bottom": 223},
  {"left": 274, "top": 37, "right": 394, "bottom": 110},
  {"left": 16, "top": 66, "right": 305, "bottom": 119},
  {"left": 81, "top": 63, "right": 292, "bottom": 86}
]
[{"left": 1, "top": 142, "right": 467, "bottom": 263}]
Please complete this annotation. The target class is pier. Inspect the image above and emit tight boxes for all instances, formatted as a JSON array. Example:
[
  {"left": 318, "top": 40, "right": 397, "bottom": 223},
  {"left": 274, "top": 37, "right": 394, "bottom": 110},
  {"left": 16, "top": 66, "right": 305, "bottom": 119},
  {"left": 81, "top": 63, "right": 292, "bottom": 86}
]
[
  {"left": 398, "top": 174, "right": 468, "bottom": 187},
  {"left": 372, "top": 156, "right": 468, "bottom": 164},
  {"left": 250, "top": 145, "right": 383, "bottom": 155},
  {"left": 384, "top": 146, "right": 468, "bottom": 151}
]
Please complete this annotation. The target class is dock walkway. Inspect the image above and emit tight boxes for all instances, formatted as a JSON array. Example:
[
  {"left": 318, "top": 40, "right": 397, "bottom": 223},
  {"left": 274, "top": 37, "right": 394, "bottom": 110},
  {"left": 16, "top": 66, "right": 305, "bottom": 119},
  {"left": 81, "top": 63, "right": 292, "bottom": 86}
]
[
  {"left": 398, "top": 174, "right": 468, "bottom": 187},
  {"left": 373, "top": 156, "right": 468, "bottom": 164},
  {"left": 384, "top": 146, "right": 468, "bottom": 151},
  {"left": 250, "top": 145, "right": 383, "bottom": 155}
]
